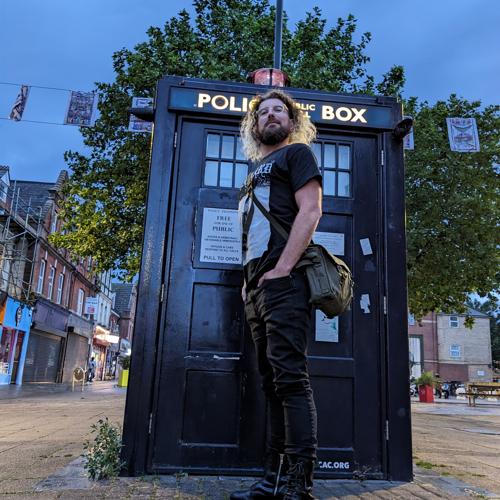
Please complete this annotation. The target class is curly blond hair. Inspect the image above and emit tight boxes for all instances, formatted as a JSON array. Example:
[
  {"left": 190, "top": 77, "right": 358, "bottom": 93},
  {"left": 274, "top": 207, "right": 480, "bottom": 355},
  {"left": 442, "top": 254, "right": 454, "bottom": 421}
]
[{"left": 240, "top": 89, "right": 317, "bottom": 162}]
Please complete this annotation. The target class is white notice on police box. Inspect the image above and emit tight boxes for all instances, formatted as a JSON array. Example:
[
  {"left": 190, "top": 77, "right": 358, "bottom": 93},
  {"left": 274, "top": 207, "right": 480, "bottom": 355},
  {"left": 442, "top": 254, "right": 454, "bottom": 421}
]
[
  {"left": 200, "top": 208, "right": 242, "bottom": 265},
  {"left": 315, "top": 311, "right": 339, "bottom": 343},
  {"left": 314, "top": 231, "right": 344, "bottom": 256}
]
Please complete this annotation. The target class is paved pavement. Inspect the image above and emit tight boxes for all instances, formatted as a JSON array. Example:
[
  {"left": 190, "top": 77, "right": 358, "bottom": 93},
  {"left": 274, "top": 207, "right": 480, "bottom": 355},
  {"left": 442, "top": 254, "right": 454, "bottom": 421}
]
[
  {"left": 0, "top": 382, "right": 499, "bottom": 498},
  {"left": 411, "top": 397, "right": 500, "bottom": 496}
]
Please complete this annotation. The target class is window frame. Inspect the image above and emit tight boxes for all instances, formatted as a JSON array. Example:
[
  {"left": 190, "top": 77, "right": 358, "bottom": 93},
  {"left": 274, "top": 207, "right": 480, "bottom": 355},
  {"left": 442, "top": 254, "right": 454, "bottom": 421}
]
[
  {"left": 51, "top": 212, "right": 58, "bottom": 234},
  {"left": 47, "top": 266, "right": 56, "bottom": 300},
  {"left": 449, "top": 316, "right": 459, "bottom": 328},
  {"left": 36, "top": 260, "right": 46, "bottom": 295},
  {"left": 203, "top": 131, "right": 248, "bottom": 189},
  {"left": 311, "top": 139, "right": 353, "bottom": 198},
  {"left": 450, "top": 344, "right": 461, "bottom": 359},
  {"left": 56, "top": 273, "right": 64, "bottom": 305},
  {"left": 77, "top": 288, "right": 85, "bottom": 316}
]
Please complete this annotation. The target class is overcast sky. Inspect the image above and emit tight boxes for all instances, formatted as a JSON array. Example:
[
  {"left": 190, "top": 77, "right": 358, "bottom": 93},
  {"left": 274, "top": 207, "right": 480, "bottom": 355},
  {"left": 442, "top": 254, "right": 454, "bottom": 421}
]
[{"left": 0, "top": 0, "right": 498, "bottom": 182}]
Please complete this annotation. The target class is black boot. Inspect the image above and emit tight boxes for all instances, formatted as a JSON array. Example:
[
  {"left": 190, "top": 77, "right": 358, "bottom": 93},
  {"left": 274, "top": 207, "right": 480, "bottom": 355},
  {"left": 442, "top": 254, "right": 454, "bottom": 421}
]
[
  {"left": 230, "top": 452, "right": 288, "bottom": 499},
  {"left": 283, "top": 457, "right": 316, "bottom": 500}
]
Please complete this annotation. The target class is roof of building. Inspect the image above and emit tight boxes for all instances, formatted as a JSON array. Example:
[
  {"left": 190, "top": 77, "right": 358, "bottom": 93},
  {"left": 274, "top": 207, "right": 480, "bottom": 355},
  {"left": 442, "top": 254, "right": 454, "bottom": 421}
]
[
  {"left": 11, "top": 170, "right": 68, "bottom": 216},
  {"left": 112, "top": 283, "right": 136, "bottom": 314},
  {"left": 438, "top": 307, "right": 489, "bottom": 318}
]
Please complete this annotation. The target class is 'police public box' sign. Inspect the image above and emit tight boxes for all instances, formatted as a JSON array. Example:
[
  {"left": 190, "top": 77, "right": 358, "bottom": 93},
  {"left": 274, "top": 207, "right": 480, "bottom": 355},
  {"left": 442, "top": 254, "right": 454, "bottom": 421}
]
[{"left": 169, "top": 87, "right": 394, "bottom": 129}]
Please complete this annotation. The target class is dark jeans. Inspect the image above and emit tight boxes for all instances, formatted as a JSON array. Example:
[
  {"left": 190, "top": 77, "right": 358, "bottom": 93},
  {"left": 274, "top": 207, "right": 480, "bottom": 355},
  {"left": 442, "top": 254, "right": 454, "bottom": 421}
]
[{"left": 245, "top": 271, "right": 317, "bottom": 460}]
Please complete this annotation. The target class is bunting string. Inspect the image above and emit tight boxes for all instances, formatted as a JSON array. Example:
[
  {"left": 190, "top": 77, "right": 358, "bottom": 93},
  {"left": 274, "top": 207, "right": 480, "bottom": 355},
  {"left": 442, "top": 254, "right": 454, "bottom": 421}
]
[{"left": 0, "top": 82, "right": 483, "bottom": 150}]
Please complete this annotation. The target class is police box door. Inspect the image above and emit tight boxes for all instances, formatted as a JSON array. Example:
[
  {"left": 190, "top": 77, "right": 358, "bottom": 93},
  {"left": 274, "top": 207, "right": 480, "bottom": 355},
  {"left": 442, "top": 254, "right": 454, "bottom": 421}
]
[
  {"left": 308, "top": 132, "right": 384, "bottom": 478},
  {"left": 149, "top": 118, "right": 266, "bottom": 474},
  {"left": 150, "top": 117, "right": 385, "bottom": 478}
]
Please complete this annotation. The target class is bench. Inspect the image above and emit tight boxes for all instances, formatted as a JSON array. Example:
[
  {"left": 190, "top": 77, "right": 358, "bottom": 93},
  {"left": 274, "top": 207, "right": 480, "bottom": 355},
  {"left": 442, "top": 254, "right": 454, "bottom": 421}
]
[{"left": 464, "top": 382, "right": 500, "bottom": 407}]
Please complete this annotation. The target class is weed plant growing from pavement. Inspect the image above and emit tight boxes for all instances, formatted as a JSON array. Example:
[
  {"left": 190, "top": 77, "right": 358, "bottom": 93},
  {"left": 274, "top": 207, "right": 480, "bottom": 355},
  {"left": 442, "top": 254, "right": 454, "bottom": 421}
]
[{"left": 84, "top": 417, "right": 123, "bottom": 480}]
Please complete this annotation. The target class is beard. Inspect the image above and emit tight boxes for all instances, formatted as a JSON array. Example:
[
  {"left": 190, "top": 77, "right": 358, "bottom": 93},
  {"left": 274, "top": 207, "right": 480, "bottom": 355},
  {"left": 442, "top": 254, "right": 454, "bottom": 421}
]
[{"left": 256, "top": 121, "right": 291, "bottom": 145}]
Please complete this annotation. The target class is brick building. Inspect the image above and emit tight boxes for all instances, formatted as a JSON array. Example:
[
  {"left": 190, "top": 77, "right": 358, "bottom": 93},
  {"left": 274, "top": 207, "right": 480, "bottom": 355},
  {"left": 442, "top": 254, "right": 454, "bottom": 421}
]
[
  {"left": 408, "top": 308, "right": 493, "bottom": 382},
  {"left": 0, "top": 166, "right": 124, "bottom": 385},
  {"left": 16, "top": 172, "right": 98, "bottom": 383}
]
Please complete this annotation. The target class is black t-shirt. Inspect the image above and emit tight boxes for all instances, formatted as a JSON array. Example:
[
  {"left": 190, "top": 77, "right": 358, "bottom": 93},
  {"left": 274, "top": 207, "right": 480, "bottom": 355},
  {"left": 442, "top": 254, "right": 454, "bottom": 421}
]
[{"left": 238, "top": 143, "right": 322, "bottom": 290}]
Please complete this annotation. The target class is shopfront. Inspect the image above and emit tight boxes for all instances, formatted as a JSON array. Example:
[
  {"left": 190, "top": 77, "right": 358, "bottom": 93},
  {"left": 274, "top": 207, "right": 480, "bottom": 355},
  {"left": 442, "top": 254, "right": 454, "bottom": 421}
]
[
  {"left": 24, "top": 298, "right": 67, "bottom": 383},
  {"left": 63, "top": 313, "right": 93, "bottom": 383},
  {"left": 92, "top": 325, "right": 120, "bottom": 380},
  {"left": 0, "top": 297, "right": 32, "bottom": 385}
]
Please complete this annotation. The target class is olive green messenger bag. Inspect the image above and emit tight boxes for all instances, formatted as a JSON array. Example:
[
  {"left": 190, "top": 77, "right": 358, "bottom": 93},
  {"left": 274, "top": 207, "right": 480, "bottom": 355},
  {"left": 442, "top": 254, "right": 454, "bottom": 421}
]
[{"left": 247, "top": 189, "right": 354, "bottom": 319}]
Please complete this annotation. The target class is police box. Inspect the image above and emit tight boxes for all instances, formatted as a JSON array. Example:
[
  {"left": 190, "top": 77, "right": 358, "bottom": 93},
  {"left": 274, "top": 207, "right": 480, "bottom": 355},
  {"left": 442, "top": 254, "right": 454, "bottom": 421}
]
[{"left": 121, "top": 76, "right": 412, "bottom": 481}]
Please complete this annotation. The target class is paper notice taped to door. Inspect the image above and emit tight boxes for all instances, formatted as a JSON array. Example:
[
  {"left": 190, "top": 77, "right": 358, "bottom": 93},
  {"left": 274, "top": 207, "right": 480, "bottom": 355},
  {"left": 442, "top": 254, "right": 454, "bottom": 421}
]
[
  {"left": 315, "top": 311, "right": 339, "bottom": 343},
  {"left": 360, "top": 294, "right": 371, "bottom": 314},
  {"left": 314, "top": 231, "right": 344, "bottom": 256},
  {"left": 359, "top": 238, "right": 373, "bottom": 255},
  {"left": 200, "top": 208, "right": 242, "bottom": 264}
]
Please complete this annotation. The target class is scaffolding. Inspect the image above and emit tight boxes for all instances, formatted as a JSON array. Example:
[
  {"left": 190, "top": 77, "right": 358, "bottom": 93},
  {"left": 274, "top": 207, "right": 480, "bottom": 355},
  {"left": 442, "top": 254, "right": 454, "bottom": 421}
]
[{"left": 0, "top": 179, "right": 43, "bottom": 305}]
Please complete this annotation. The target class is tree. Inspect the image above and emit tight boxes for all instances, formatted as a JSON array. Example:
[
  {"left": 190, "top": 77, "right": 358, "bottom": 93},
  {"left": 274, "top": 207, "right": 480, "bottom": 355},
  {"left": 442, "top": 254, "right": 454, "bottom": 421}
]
[
  {"left": 52, "top": 0, "right": 404, "bottom": 279},
  {"left": 404, "top": 96, "right": 499, "bottom": 319}
]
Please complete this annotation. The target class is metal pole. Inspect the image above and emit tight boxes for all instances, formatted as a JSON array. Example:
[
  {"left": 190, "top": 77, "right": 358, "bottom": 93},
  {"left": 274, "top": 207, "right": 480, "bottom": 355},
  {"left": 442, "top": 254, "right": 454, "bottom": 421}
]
[{"left": 274, "top": 0, "right": 283, "bottom": 69}]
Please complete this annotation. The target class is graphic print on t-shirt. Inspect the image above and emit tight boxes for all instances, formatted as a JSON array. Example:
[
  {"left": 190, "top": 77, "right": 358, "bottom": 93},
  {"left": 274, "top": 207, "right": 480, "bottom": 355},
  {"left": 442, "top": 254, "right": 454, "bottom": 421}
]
[
  {"left": 238, "top": 144, "right": 322, "bottom": 279},
  {"left": 238, "top": 161, "right": 273, "bottom": 265}
]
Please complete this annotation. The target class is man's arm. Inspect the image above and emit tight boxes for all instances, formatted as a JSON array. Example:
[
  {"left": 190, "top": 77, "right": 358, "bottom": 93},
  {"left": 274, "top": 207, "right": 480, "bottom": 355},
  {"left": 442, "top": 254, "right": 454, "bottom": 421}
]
[{"left": 257, "top": 179, "right": 322, "bottom": 287}]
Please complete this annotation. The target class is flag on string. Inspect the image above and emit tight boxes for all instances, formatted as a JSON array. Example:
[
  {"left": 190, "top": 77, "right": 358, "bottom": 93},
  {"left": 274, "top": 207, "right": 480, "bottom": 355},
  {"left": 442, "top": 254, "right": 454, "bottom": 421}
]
[
  {"left": 128, "top": 97, "right": 153, "bottom": 133},
  {"left": 9, "top": 85, "right": 30, "bottom": 121},
  {"left": 446, "top": 117, "right": 480, "bottom": 152},
  {"left": 64, "top": 91, "right": 97, "bottom": 126},
  {"left": 403, "top": 115, "right": 414, "bottom": 150}
]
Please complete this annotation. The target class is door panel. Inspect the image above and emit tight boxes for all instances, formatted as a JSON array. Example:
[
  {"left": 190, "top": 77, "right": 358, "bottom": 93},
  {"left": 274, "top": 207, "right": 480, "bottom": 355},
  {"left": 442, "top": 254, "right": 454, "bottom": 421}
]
[
  {"left": 310, "top": 134, "right": 382, "bottom": 477},
  {"left": 151, "top": 120, "right": 264, "bottom": 473}
]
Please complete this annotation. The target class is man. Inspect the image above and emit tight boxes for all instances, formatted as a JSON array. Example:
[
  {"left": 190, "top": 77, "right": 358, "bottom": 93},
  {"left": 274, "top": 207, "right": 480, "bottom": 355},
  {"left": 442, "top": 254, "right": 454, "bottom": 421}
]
[
  {"left": 88, "top": 356, "right": 96, "bottom": 383},
  {"left": 232, "top": 90, "right": 322, "bottom": 500}
]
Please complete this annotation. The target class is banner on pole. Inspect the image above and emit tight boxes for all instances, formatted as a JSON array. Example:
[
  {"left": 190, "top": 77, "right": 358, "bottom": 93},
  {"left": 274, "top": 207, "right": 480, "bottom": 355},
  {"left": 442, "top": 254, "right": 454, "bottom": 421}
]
[
  {"left": 446, "top": 117, "right": 480, "bottom": 152},
  {"left": 9, "top": 85, "right": 30, "bottom": 121},
  {"left": 403, "top": 115, "right": 414, "bottom": 150},
  {"left": 84, "top": 296, "right": 99, "bottom": 316},
  {"left": 64, "top": 91, "right": 97, "bottom": 126},
  {"left": 128, "top": 97, "right": 153, "bottom": 133}
]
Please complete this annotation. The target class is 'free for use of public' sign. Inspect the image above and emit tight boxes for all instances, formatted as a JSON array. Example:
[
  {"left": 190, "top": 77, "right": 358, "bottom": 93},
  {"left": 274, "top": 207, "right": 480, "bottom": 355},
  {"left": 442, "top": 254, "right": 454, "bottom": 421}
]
[{"left": 200, "top": 208, "right": 242, "bottom": 265}]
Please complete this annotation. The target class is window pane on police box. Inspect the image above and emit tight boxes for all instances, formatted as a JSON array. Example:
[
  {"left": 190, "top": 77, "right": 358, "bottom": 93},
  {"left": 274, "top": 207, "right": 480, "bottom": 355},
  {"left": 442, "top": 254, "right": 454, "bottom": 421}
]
[
  {"left": 311, "top": 142, "right": 321, "bottom": 165},
  {"left": 338, "top": 145, "right": 350, "bottom": 170},
  {"left": 206, "top": 134, "right": 220, "bottom": 157},
  {"left": 324, "top": 144, "right": 336, "bottom": 168},
  {"left": 221, "top": 135, "right": 234, "bottom": 159},
  {"left": 234, "top": 163, "right": 248, "bottom": 189},
  {"left": 338, "top": 172, "right": 350, "bottom": 197},
  {"left": 236, "top": 137, "right": 245, "bottom": 160},
  {"left": 220, "top": 162, "right": 233, "bottom": 187},
  {"left": 204, "top": 161, "right": 218, "bottom": 186},
  {"left": 323, "top": 170, "right": 335, "bottom": 196}
]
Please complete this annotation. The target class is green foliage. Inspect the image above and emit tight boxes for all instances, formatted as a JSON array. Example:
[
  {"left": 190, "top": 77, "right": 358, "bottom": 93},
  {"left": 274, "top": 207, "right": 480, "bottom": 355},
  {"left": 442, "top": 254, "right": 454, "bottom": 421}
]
[
  {"left": 415, "top": 371, "right": 437, "bottom": 387},
  {"left": 83, "top": 418, "right": 123, "bottom": 480},
  {"left": 404, "top": 95, "right": 500, "bottom": 319},
  {"left": 52, "top": 0, "right": 404, "bottom": 279},
  {"left": 118, "top": 355, "right": 131, "bottom": 370}
]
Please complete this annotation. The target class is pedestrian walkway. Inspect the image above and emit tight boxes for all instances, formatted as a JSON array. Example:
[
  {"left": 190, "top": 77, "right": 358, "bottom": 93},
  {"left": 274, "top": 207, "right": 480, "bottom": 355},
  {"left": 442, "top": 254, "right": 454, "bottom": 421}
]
[
  {"left": 0, "top": 384, "right": 498, "bottom": 498},
  {"left": 0, "top": 379, "right": 121, "bottom": 400},
  {"left": 33, "top": 457, "right": 499, "bottom": 499}
]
